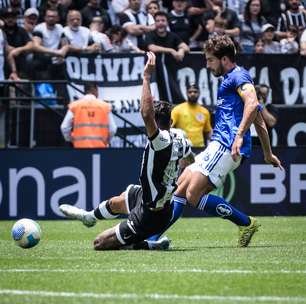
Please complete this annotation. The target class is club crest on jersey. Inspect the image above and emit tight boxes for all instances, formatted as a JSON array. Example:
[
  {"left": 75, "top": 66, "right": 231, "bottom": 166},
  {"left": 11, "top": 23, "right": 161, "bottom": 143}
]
[
  {"left": 216, "top": 204, "right": 232, "bottom": 217},
  {"left": 196, "top": 113, "right": 204, "bottom": 122}
]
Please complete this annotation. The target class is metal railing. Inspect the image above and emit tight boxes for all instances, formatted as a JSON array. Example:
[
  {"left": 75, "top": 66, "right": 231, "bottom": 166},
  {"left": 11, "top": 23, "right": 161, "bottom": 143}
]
[{"left": 0, "top": 80, "right": 145, "bottom": 148}]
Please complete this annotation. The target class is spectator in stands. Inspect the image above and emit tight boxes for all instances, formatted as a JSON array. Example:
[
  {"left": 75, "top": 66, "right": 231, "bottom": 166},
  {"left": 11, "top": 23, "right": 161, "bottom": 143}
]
[
  {"left": 225, "top": 0, "right": 247, "bottom": 21},
  {"left": 261, "top": 23, "right": 281, "bottom": 53},
  {"left": 61, "top": 82, "right": 117, "bottom": 148},
  {"left": 89, "top": 16, "right": 113, "bottom": 53},
  {"left": 119, "top": 0, "right": 155, "bottom": 51},
  {"left": 4, "top": 0, "right": 24, "bottom": 26},
  {"left": 81, "top": 0, "right": 111, "bottom": 29},
  {"left": 276, "top": 0, "right": 306, "bottom": 39},
  {"left": 206, "top": 0, "right": 241, "bottom": 38},
  {"left": 251, "top": 84, "right": 278, "bottom": 145},
  {"left": 146, "top": 0, "right": 160, "bottom": 17},
  {"left": 240, "top": 0, "right": 267, "bottom": 53},
  {"left": 187, "top": 0, "right": 213, "bottom": 49},
  {"left": 261, "top": 0, "right": 283, "bottom": 26},
  {"left": 205, "top": 14, "right": 227, "bottom": 38},
  {"left": 23, "top": 8, "right": 39, "bottom": 38},
  {"left": 168, "top": 0, "right": 191, "bottom": 45},
  {"left": 39, "top": 0, "right": 69, "bottom": 26},
  {"left": 300, "top": 27, "right": 306, "bottom": 55},
  {"left": 62, "top": 10, "right": 100, "bottom": 53},
  {"left": 145, "top": 11, "right": 189, "bottom": 61},
  {"left": 32, "top": 8, "right": 68, "bottom": 60},
  {"left": 280, "top": 25, "right": 299, "bottom": 53},
  {"left": 171, "top": 84, "right": 212, "bottom": 150},
  {"left": 108, "top": 25, "right": 142, "bottom": 52},
  {"left": 32, "top": 8, "right": 69, "bottom": 102},
  {"left": 254, "top": 37, "right": 265, "bottom": 53},
  {"left": 1, "top": 7, "right": 32, "bottom": 78}
]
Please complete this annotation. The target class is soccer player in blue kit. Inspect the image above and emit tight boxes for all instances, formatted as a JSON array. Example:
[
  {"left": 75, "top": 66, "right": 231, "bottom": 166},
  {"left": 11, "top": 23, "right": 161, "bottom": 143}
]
[{"left": 150, "top": 35, "right": 283, "bottom": 247}]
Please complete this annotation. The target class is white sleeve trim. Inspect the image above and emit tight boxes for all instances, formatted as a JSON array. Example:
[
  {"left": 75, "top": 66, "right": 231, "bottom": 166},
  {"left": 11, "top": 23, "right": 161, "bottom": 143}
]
[{"left": 115, "top": 224, "right": 126, "bottom": 245}]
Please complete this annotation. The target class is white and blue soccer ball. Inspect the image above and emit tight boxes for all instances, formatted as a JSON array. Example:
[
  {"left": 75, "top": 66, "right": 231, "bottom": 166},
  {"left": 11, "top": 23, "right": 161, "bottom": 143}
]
[{"left": 11, "top": 218, "right": 41, "bottom": 249}]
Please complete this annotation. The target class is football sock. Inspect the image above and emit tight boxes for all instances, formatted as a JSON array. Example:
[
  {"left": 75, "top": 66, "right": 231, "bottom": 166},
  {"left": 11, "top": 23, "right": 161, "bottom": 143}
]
[
  {"left": 197, "top": 194, "right": 251, "bottom": 226},
  {"left": 147, "top": 195, "right": 186, "bottom": 241},
  {"left": 94, "top": 200, "right": 118, "bottom": 220}
]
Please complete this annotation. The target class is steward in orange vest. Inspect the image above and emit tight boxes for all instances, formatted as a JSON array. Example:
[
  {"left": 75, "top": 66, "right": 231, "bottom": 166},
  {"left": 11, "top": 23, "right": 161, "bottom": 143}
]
[{"left": 69, "top": 98, "right": 111, "bottom": 148}]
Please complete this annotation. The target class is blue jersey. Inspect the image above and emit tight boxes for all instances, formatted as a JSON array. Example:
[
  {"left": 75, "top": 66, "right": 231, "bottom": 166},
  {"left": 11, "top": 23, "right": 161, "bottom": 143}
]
[{"left": 211, "top": 66, "right": 253, "bottom": 158}]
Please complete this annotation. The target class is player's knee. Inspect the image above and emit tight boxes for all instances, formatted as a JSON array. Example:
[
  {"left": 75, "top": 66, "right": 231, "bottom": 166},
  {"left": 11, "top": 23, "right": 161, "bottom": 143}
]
[{"left": 186, "top": 185, "right": 203, "bottom": 206}]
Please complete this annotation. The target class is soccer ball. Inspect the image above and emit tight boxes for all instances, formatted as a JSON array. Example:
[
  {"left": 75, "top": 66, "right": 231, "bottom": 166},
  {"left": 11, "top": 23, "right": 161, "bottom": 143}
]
[{"left": 11, "top": 218, "right": 41, "bottom": 249}]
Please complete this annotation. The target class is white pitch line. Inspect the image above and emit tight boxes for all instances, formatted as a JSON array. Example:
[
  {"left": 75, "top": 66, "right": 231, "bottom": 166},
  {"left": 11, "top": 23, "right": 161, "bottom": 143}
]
[
  {"left": 1, "top": 268, "right": 306, "bottom": 274},
  {"left": 0, "top": 289, "right": 306, "bottom": 303}
]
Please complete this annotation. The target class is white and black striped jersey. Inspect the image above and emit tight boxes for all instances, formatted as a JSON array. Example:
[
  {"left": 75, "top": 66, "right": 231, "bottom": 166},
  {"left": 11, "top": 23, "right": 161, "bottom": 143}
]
[
  {"left": 140, "top": 128, "right": 192, "bottom": 209},
  {"left": 277, "top": 10, "right": 306, "bottom": 33}
]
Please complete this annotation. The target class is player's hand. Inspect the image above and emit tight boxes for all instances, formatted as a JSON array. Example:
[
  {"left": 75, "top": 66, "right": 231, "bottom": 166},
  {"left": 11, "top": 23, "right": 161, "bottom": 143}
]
[
  {"left": 231, "top": 134, "right": 243, "bottom": 162},
  {"left": 264, "top": 153, "right": 284, "bottom": 170},
  {"left": 143, "top": 51, "right": 156, "bottom": 79}
]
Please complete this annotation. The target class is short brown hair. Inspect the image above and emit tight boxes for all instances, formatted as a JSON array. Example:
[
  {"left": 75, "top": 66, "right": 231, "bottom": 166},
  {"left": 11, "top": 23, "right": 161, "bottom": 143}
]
[{"left": 203, "top": 35, "right": 236, "bottom": 62}]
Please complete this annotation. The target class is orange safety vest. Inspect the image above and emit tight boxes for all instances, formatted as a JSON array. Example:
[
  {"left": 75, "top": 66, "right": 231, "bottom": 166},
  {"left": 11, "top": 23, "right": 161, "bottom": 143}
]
[{"left": 69, "top": 98, "right": 111, "bottom": 148}]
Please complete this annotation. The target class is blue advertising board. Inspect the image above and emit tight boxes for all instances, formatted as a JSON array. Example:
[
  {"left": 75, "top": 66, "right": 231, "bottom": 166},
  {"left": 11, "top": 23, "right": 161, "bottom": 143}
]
[{"left": 0, "top": 147, "right": 305, "bottom": 219}]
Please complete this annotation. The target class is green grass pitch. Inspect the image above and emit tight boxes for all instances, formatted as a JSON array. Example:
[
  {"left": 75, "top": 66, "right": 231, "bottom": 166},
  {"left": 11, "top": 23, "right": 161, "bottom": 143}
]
[{"left": 0, "top": 217, "right": 306, "bottom": 304}]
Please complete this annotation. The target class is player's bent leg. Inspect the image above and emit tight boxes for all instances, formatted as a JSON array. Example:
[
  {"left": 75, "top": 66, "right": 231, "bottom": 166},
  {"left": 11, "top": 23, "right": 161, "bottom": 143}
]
[
  {"left": 93, "top": 227, "right": 122, "bottom": 250},
  {"left": 93, "top": 193, "right": 127, "bottom": 220},
  {"left": 108, "top": 192, "right": 128, "bottom": 214},
  {"left": 147, "top": 195, "right": 186, "bottom": 242},
  {"left": 186, "top": 172, "right": 214, "bottom": 207},
  {"left": 175, "top": 168, "right": 192, "bottom": 197}
]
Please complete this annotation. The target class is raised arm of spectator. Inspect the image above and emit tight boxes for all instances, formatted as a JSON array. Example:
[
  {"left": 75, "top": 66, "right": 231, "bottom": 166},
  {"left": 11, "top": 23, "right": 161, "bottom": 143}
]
[{"left": 141, "top": 52, "right": 158, "bottom": 138}]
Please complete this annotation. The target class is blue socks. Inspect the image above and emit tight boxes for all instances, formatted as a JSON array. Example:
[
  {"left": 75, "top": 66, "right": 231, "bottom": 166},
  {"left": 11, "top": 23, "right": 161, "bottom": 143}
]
[
  {"left": 148, "top": 193, "right": 250, "bottom": 242},
  {"left": 197, "top": 194, "right": 250, "bottom": 226},
  {"left": 148, "top": 195, "right": 186, "bottom": 241}
]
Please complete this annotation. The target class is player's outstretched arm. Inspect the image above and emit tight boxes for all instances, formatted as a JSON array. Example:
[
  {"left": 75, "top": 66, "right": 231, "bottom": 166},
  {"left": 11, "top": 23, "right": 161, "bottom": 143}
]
[
  {"left": 141, "top": 52, "right": 158, "bottom": 138},
  {"left": 254, "top": 111, "right": 283, "bottom": 170}
]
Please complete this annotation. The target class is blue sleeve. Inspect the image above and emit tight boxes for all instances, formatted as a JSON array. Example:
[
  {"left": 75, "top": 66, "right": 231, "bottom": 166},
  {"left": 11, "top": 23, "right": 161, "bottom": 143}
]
[{"left": 232, "top": 69, "right": 253, "bottom": 90}]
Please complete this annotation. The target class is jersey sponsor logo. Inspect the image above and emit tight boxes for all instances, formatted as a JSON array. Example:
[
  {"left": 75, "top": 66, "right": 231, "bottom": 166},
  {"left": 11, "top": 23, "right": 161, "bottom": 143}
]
[
  {"left": 216, "top": 204, "right": 232, "bottom": 217},
  {"left": 216, "top": 98, "right": 224, "bottom": 106}
]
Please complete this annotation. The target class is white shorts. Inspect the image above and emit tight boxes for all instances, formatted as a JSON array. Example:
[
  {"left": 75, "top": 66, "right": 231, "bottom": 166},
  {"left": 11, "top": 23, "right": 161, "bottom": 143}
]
[{"left": 188, "top": 141, "right": 241, "bottom": 188}]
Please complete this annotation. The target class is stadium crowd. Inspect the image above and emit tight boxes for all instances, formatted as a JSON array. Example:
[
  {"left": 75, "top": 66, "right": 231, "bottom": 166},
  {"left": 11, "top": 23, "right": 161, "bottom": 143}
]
[{"left": 0, "top": 0, "right": 305, "bottom": 82}]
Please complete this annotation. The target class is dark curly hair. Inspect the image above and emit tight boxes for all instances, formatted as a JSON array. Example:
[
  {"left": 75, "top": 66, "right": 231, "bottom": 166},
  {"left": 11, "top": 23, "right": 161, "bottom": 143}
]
[
  {"left": 203, "top": 35, "right": 236, "bottom": 62},
  {"left": 154, "top": 100, "right": 172, "bottom": 129}
]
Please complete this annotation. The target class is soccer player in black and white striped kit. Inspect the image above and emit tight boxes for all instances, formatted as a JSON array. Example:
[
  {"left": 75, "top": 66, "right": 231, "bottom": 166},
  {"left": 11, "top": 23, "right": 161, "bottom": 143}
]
[{"left": 60, "top": 52, "right": 194, "bottom": 250}]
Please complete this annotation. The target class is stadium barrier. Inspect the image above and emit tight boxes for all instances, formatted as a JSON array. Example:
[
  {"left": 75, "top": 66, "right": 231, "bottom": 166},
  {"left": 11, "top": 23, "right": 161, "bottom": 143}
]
[
  {"left": 2, "top": 53, "right": 306, "bottom": 147},
  {"left": 0, "top": 146, "right": 305, "bottom": 220}
]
